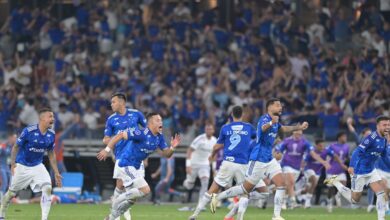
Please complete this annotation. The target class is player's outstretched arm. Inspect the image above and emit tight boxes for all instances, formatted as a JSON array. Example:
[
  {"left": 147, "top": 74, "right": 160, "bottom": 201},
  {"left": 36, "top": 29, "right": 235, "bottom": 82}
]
[
  {"left": 97, "top": 132, "right": 127, "bottom": 161},
  {"left": 10, "top": 144, "right": 19, "bottom": 176},
  {"left": 48, "top": 150, "right": 62, "bottom": 187},
  {"left": 161, "top": 134, "right": 181, "bottom": 158},
  {"left": 209, "top": 143, "right": 223, "bottom": 162},
  {"left": 309, "top": 150, "right": 330, "bottom": 170},
  {"left": 281, "top": 122, "right": 309, "bottom": 133}
]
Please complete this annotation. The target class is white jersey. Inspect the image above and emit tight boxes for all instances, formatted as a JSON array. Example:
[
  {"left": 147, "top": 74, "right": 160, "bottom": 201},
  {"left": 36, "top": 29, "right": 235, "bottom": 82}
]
[{"left": 190, "top": 133, "right": 217, "bottom": 166}]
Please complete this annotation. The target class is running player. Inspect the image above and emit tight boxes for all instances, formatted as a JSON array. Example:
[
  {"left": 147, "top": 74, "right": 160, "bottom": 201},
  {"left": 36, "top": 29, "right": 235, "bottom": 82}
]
[
  {"left": 0, "top": 108, "right": 62, "bottom": 220},
  {"left": 275, "top": 131, "right": 332, "bottom": 209},
  {"left": 189, "top": 106, "right": 267, "bottom": 220},
  {"left": 103, "top": 92, "right": 146, "bottom": 220},
  {"left": 326, "top": 132, "right": 350, "bottom": 212},
  {"left": 210, "top": 98, "right": 309, "bottom": 220},
  {"left": 183, "top": 123, "right": 217, "bottom": 204},
  {"left": 98, "top": 112, "right": 180, "bottom": 220},
  {"left": 325, "top": 115, "right": 390, "bottom": 220},
  {"left": 0, "top": 132, "right": 16, "bottom": 201}
]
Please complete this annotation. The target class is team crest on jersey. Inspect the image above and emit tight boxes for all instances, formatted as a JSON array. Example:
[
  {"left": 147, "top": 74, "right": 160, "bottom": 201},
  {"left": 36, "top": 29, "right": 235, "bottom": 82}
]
[
  {"left": 34, "top": 133, "right": 39, "bottom": 136},
  {"left": 364, "top": 139, "right": 369, "bottom": 144},
  {"left": 134, "top": 130, "right": 141, "bottom": 135}
]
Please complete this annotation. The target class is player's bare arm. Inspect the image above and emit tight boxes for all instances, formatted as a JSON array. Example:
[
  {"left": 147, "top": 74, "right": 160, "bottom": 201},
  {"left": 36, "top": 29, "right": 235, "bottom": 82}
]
[
  {"left": 48, "top": 150, "right": 62, "bottom": 187},
  {"left": 161, "top": 134, "right": 181, "bottom": 158},
  {"left": 10, "top": 144, "right": 19, "bottom": 175},
  {"left": 97, "top": 132, "right": 127, "bottom": 161},
  {"left": 309, "top": 150, "right": 330, "bottom": 170},
  {"left": 186, "top": 146, "right": 194, "bottom": 174},
  {"left": 261, "top": 114, "right": 280, "bottom": 132},
  {"left": 209, "top": 143, "right": 223, "bottom": 162},
  {"left": 102, "top": 136, "right": 111, "bottom": 145},
  {"left": 334, "top": 155, "right": 348, "bottom": 171},
  {"left": 281, "top": 122, "right": 309, "bottom": 133}
]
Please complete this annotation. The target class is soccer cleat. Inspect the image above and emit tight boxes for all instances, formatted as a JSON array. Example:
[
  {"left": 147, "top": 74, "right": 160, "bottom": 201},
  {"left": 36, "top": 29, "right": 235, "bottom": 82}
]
[
  {"left": 324, "top": 175, "right": 338, "bottom": 186},
  {"left": 210, "top": 193, "right": 218, "bottom": 214},
  {"left": 224, "top": 217, "right": 234, "bottom": 220},
  {"left": 367, "top": 204, "right": 375, "bottom": 213},
  {"left": 188, "top": 214, "right": 197, "bottom": 220},
  {"left": 272, "top": 216, "right": 285, "bottom": 220}
]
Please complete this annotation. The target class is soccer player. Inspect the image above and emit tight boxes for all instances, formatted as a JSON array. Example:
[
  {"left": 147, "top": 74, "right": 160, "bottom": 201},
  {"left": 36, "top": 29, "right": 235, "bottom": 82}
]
[
  {"left": 325, "top": 115, "right": 390, "bottom": 220},
  {"left": 97, "top": 112, "right": 180, "bottom": 220},
  {"left": 275, "top": 131, "right": 331, "bottom": 209},
  {"left": 302, "top": 139, "right": 333, "bottom": 208},
  {"left": 210, "top": 98, "right": 309, "bottom": 220},
  {"left": 103, "top": 92, "right": 146, "bottom": 220},
  {"left": 151, "top": 156, "right": 184, "bottom": 204},
  {"left": 189, "top": 106, "right": 267, "bottom": 220},
  {"left": 183, "top": 122, "right": 217, "bottom": 204},
  {"left": 0, "top": 108, "right": 62, "bottom": 220},
  {"left": 325, "top": 132, "right": 350, "bottom": 212},
  {"left": 0, "top": 132, "right": 16, "bottom": 201},
  {"left": 374, "top": 134, "right": 390, "bottom": 213}
]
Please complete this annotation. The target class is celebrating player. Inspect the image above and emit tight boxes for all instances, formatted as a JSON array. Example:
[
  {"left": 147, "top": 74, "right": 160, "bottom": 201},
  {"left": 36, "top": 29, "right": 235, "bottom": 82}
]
[
  {"left": 0, "top": 108, "right": 62, "bottom": 220},
  {"left": 275, "top": 131, "right": 332, "bottom": 209},
  {"left": 210, "top": 98, "right": 309, "bottom": 220},
  {"left": 97, "top": 113, "right": 180, "bottom": 220},
  {"left": 103, "top": 92, "right": 146, "bottom": 220},
  {"left": 189, "top": 106, "right": 267, "bottom": 220},
  {"left": 325, "top": 132, "right": 350, "bottom": 212},
  {"left": 183, "top": 122, "right": 217, "bottom": 204},
  {"left": 325, "top": 115, "right": 390, "bottom": 220}
]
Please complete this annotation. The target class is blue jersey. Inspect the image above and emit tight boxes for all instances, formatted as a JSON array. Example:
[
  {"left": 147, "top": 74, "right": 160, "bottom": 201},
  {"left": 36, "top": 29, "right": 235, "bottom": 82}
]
[
  {"left": 217, "top": 121, "right": 256, "bottom": 164},
  {"left": 119, "top": 128, "right": 168, "bottom": 169},
  {"left": 104, "top": 108, "right": 146, "bottom": 158},
  {"left": 350, "top": 131, "right": 389, "bottom": 175},
  {"left": 16, "top": 124, "right": 55, "bottom": 167},
  {"left": 250, "top": 114, "right": 282, "bottom": 163},
  {"left": 375, "top": 143, "right": 390, "bottom": 173}
]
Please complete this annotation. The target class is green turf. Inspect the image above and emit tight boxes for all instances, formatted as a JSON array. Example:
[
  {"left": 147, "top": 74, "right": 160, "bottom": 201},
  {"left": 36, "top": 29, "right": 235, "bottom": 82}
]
[{"left": 4, "top": 204, "right": 378, "bottom": 220}]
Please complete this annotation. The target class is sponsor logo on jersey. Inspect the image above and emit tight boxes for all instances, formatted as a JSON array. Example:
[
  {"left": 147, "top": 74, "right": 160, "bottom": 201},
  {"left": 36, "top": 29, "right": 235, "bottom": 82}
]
[{"left": 29, "top": 148, "right": 45, "bottom": 153}]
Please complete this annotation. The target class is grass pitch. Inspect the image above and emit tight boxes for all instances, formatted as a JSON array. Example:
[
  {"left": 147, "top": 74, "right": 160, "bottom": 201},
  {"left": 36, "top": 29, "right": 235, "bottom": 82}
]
[{"left": 5, "top": 203, "right": 378, "bottom": 220}]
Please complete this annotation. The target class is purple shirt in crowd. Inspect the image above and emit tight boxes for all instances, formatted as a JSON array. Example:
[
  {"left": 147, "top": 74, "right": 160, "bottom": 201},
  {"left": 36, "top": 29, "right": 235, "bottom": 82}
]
[
  {"left": 327, "top": 142, "right": 349, "bottom": 175},
  {"left": 275, "top": 136, "right": 312, "bottom": 170}
]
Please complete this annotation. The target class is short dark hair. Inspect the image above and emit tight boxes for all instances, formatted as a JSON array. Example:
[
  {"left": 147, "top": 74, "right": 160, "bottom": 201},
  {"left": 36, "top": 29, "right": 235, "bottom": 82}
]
[
  {"left": 232, "top": 106, "right": 243, "bottom": 119},
  {"left": 146, "top": 112, "right": 159, "bottom": 120},
  {"left": 336, "top": 131, "right": 347, "bottom": 140},
  {"left": 376, "top": 115, "right": 390, "bottom": 124},
  {"left": 38, "top": 107, "right": 53, "bottom": 115},
  {"left": 315, "top": 139, "right": 324, "bottom": 145},
  {"left": 266, "top": 98, "right": 280, "bottom": 109},
  {"left": 111, "top": 92, "right": 127, "bottom": 102}
]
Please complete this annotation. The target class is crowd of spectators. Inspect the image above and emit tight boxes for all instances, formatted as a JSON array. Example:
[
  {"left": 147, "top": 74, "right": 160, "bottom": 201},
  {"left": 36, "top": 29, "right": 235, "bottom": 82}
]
[{"left": 0, "top": 0, "right": 389, "bottom": 143}]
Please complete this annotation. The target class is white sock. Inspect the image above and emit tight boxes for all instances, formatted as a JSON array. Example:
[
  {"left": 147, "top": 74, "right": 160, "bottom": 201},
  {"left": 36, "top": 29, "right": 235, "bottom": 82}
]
[
  {"left": 123, "top": 209, "right": 131, "bottom": 220},
  {"left": 40, "top": 185, "right": 52, "bottom": 220},
  {"left": 274, "top": 187, "right": 285, "bottom": 217},
  {"left": 199, "top": 178, "right": 209, "bottom": 204},
  {"left": 333, "top": 181, "right": 352, "bottom": 203},
  {"left": 0, "top": 190, "right": 15, "bottom": 217},
  {"left": 376, "top": 191, "right": 386, "bottom": 220},
  {"left": 225, "top": 202, "right": 238, "bottom": 218},
  {"left": 217, "top": 185, "right": 246, "bottom": 200},
  {"left": 193, "top": 193, "right": 211, "bottom": 216},
  {"left": 111, "top": 189, "right": 143, "bottom": 219},
  {"left": 237, "top": 197, "right": 249, "bottom": 220},
  {"left": 113, "top": 187, "right": 125, "bottom": 220},
  {"left": 305, "top": 194, "right": 313, "bottom": 207}
]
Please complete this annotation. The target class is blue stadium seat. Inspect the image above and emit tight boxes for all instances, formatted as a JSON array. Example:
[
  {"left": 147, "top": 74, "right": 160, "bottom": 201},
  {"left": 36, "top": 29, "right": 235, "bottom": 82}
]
[{"left": 53, "top": 172, "right": 84, "bottom": 199}]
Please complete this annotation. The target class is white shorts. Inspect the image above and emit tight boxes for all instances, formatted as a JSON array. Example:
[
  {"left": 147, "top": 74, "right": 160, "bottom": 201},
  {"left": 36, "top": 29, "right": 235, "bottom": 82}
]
[
  {"left": 117, "top": 165, "right": 148, "bottom": 189},
  {"left": 214, "top": 161, "right": 247, "bottom": 187},
  {"left": 326, "top": 173, "right": 347, "bottom": 182},
  {"left": 114, "top": 160, "right": 145, "bottom": 179},
  {"left": 9, "top": 163, "right": 51, "bottom": 193},
  {"left": 282, "top": 166, "right": 301, "bottom": 182},
  {"left": 185, "top": 164, "right": 210, "bottom": 184},
  {"left": 304, "top": 169, "right": 319, "bottom": 180},
  {"left": 376, "top": 169, "right": 390, "bottom": 189},
  {"left": 351, "top": 169, "right": 382, "bottom": 192},
  {"left": 246, "top": 159, "right": 282, "bottom": 185}
]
